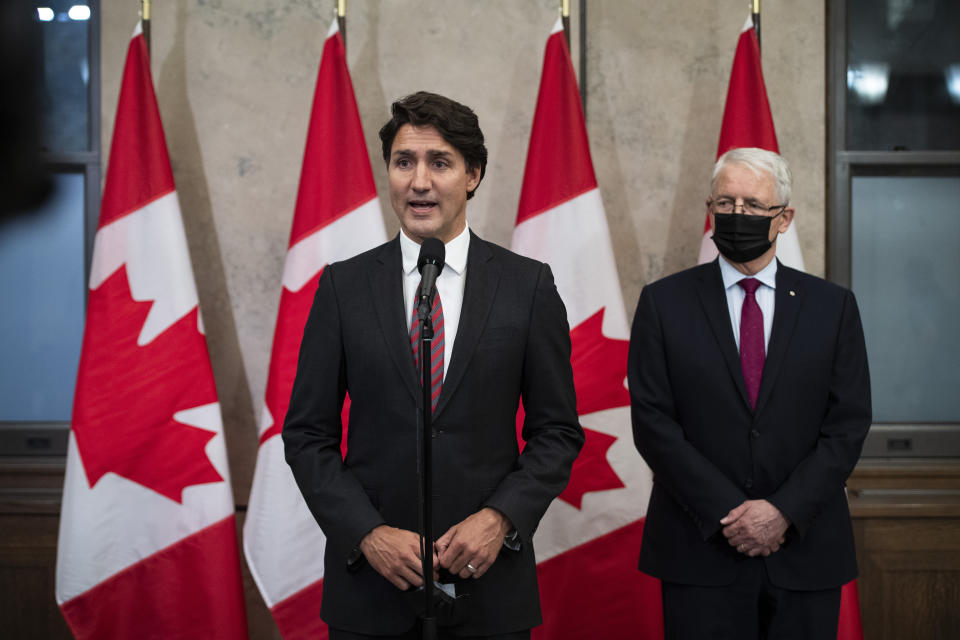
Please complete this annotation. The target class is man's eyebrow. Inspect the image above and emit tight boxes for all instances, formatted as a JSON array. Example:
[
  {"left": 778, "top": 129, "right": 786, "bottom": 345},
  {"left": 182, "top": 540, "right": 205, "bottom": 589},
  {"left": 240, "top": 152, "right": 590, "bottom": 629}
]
[
  {"left": 392, "top": 149, "right": 453, "bottom": 158},
  {"left": 391, "top": 149, "right": 454, "bottom": 160},
  {"left": 714, "top": 193, "right": 760, "bottom": 201}
]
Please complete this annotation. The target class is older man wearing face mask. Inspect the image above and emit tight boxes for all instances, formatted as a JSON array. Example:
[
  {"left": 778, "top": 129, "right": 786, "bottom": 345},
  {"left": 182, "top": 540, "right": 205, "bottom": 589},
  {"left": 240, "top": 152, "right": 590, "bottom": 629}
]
[{"left": 628, "top": 147, "right": 872, "bottom": 639}]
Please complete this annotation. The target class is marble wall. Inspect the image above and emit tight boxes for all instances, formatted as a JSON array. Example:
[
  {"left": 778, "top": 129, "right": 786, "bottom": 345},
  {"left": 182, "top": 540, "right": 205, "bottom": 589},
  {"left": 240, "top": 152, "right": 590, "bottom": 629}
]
[{"left": 100, "top": 0, "right": 825, "bottom": 498}]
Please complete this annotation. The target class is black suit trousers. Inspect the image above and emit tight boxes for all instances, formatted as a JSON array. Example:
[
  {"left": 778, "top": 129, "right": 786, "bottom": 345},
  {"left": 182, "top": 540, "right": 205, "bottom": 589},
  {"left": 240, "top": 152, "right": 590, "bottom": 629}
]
[
  {"left": 661, "top": 558, "right": 841, "bottom": 640},
  {"left": 330, "top": 623, "right": 531, "bottom": 640}
]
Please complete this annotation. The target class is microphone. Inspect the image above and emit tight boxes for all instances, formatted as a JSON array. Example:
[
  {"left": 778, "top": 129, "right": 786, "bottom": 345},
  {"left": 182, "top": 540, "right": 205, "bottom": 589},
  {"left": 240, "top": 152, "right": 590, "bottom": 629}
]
[{"left": 416, "top": 237, "right": 445, "bottom": 316}]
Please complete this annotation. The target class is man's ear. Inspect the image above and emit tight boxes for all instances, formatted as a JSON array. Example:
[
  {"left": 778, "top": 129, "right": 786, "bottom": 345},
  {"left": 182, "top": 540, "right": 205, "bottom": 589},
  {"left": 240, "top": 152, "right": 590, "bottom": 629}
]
[
  {"left": 466, "top": 165, "right": 481, "bottom": 193},
  {"left": 776, "top": 207, "right": 795, "bottom": 235}
]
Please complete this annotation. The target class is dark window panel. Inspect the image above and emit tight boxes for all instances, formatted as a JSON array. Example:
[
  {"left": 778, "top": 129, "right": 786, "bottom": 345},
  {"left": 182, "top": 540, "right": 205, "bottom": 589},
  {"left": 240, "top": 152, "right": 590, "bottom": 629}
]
[{"left": 846, "top": 0, "right": 960, "bottom": 151}]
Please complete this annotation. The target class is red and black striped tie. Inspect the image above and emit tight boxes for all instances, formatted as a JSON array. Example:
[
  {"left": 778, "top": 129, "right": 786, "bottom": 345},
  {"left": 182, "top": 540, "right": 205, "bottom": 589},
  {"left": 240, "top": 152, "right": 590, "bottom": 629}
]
[{"left": 410, "top": 285, "right": 444, "bottom": 413}]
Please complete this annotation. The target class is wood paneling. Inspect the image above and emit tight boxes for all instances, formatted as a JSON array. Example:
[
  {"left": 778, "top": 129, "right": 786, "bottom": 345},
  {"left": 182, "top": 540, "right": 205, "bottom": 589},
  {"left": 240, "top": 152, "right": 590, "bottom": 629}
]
[
  {"left": 0, "top": 517, "right": 72, "bottom": 639},
  {"left": 849, "top": 460, "right": 960, "bottom": 640},
  {"left": 0, "top": 459, "right": 72, "bottom": 640},
  {"left": 3, "top": 457, "right": 959, "bottom": 638},
  {"left": 0, "top": 459, "right": 283, "bottom": 638}
]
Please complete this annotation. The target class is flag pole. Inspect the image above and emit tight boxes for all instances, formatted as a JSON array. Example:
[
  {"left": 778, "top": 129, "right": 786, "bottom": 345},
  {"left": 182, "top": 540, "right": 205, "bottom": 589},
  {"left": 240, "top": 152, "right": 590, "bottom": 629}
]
[
  {"left": 141, "top": 0, "right": 151, "bottom": 55},
  {"left": 559, "top": 1, "right": 588, "bottom": 119},
  {"left": 561, "top": 0, "right": 570, "bottom": 50},
  {"left": 338, "top": 0, "right": 346, "bottom": 54},
  {"left": 579, "top": 0, "right": 587, "bottom": 119},
  {"left": 752, "top": 0, "right": 761, "bottom": 50}
]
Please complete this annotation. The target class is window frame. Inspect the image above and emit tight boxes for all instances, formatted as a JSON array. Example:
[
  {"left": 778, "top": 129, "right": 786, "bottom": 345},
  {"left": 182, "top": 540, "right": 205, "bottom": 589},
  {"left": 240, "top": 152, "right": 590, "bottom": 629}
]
[
  {"left": 827, "top": 0, "right": 960, "bottom": 458},
  {"left": 0, "top": 1, "right": 100, "bottom": 458}
]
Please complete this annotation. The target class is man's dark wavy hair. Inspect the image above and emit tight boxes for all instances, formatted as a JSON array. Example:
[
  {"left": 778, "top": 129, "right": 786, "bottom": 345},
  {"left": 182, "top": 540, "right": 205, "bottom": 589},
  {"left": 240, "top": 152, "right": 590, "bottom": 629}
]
[{"left": 379, "top": 91, "right": 488, "bottom": 200}]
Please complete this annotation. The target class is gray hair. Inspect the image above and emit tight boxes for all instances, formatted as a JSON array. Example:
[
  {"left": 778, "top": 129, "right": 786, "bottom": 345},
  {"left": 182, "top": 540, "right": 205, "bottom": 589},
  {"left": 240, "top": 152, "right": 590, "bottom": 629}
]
[{"left": 712, "top": 147, "right": 792, "bottom": 205}]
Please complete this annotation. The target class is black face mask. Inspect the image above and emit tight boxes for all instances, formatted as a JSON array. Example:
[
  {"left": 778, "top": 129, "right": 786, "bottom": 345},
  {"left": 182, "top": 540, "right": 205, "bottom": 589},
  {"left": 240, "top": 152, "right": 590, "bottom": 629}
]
[{"left": 712, "top": 212, "right": 781, "bottom": 263}]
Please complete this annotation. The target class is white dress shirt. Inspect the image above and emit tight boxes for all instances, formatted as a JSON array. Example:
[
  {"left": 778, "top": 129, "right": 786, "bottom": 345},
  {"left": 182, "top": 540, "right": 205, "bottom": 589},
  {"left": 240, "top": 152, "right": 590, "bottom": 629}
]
[
  {"left": 400, "top": 225, "right": 470, "bottom": 381},
  {"left": 718, "top": 256, "right": 777, "bottom": 352}
]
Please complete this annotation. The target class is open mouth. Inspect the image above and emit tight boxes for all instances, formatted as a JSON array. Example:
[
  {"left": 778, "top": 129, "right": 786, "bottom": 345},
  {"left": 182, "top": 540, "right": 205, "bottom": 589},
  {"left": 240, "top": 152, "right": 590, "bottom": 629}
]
[{"left": 408, "top": 200, "right": 437, "bottom": 213}]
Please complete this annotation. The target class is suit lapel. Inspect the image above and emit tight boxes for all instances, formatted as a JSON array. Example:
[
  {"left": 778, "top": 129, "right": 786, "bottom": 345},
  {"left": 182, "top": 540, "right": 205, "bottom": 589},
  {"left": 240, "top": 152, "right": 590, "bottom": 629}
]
[
  {"left": 755, "top": 262, "right": 804, "bottom": 416},
  {"left": 433, "top": 232, "right": 497, "bottom": 419},
  {"left": 369, "top": 235, "right": 422, "bottom": 407},
  {"left": 696, "top": 260, "right": 752, "bottom": 410}
]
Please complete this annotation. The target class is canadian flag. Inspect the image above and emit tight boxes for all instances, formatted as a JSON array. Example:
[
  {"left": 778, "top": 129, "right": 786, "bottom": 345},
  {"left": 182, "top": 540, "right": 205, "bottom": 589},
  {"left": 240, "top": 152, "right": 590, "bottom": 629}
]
[
  {"left": 698, "top": 16, "right": 805, "bottom": 271},
  {"left": 511, "top": 19, "right": 661, "bottom": 639},
  {"left": 55, "top": 23, "right": 248, "bottom": 638},
  {"left": 705, "top": 16, "right": 863, "bottom": 640},
  {"left": 242, "top": 19, "right": 385, "bottom": 639}
]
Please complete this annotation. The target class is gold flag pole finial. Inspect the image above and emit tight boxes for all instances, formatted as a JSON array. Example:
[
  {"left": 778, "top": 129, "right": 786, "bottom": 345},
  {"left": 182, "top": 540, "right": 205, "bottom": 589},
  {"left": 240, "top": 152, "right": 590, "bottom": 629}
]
[
  {"left": 338, "top": 0, "right": 347, "bottom": 52},
  {"left": 752, "top": 0, "right": 762, "bottom": 51},
  {"left": 141, "top": 0, "right": 151, "bottom": 56},
  {"left": 561, "top": 0, "right": 571, "bottom": 49}
]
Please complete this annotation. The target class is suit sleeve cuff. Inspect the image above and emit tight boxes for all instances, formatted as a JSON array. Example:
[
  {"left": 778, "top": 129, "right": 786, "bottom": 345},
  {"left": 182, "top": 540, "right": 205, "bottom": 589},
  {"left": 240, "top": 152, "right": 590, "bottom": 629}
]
[
  {"left": 767, "top": 495, "right": 805, "bottom": 538},
  {"left": 502, "top": 527, "right": 521, "bottom": 552}
]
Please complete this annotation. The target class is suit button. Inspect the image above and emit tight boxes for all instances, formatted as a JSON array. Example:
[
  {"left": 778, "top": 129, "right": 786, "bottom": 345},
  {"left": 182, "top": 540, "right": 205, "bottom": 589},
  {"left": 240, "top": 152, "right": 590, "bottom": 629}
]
[
  {"left": 750, "top": 429, "right": 760, "bottom": 439},
  {"left": 744, "top": 477, "right": 753, "bottom": 489}
]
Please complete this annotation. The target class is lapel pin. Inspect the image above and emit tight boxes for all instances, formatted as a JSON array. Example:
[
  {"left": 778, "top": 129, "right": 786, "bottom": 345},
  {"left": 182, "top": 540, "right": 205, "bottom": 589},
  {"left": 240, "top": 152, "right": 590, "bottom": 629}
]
[{"left": 789, "top": 290, "right": 796, "bottom": 297}]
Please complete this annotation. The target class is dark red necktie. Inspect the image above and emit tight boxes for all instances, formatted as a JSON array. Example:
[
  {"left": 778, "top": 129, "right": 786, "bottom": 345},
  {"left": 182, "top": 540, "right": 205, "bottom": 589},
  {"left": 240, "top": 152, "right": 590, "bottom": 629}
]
[
  {"left": 410, "top": 284, "right": 444, "bottom": 413},
  {"left": 738, "top": 278, "right": 765, "bottom": 410}
]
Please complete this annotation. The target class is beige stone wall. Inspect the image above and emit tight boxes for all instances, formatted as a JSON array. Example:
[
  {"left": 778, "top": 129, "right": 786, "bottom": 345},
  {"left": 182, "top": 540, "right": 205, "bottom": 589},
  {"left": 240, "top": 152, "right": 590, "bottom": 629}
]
[{"left": 100, "top": 0, "right": 825, "bottom": 499}]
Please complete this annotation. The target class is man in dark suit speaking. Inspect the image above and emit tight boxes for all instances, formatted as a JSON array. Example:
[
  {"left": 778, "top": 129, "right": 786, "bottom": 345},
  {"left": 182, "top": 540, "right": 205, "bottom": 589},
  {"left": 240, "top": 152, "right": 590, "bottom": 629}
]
[
  {"left": 628, "top": 148, "right": 871, "bottom": 639},
  {"left": 283, "top": 91, "right": 583, "bottom": 640}
]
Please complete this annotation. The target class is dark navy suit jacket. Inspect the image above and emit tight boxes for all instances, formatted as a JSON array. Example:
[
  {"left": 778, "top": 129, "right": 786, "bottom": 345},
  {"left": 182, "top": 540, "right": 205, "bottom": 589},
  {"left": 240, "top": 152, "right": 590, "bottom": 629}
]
[{"left": 629, "top": 259, "right": 871, "bottom": 590}]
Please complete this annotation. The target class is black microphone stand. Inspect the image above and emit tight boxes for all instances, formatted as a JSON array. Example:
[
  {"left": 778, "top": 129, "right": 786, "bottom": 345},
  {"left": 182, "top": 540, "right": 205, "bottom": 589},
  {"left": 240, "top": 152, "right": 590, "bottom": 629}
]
[{"left": 417, "top": 294, "right": 437, "bottom": 640}]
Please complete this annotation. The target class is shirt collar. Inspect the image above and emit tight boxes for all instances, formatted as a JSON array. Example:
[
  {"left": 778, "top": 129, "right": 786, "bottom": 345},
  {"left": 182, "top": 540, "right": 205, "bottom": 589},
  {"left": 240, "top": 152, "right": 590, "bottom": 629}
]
[
  {"left": 719, "top": 255, "right": 778, "bottom": 292},
  {"left": 400, "top": 224, "right": 471, "bottom": 276}
]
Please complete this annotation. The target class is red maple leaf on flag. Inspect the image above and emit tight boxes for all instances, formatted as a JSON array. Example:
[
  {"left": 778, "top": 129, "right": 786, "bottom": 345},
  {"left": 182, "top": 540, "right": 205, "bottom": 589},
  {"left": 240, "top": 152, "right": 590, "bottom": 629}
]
[
  {"left": 71, "top": 266, "right": 223, "bottom": 503},
  {"left": 518, "top": 307, "right": 630, "bottom": 508},
  {"left": 558, "top": 426, "right": 623, "bottom": 509},
  {"left": 560, "top": 308, "right": 630, "bottom": 507},
  {"left": 570, "top": 308, "right": 630, "bottom": 416}
]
